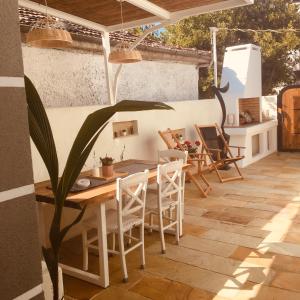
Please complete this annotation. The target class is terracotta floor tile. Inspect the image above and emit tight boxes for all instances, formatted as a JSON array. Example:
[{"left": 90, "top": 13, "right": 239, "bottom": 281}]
[
  {"left": 158, "top": 243, "right": 275, "bottom": 285},
  {"left": 230, "top": 245, "right": 300, "bottom": 275},
  {"left": 283, "top": 231, "right": 300, "bottom": 244},
  {"left": 91, "top": 286, "right": 150, "bottom": 300},
  {"left": 234, "top": 282, "right": 300, "bottom": 300},
  {"left": 130, "top": 275, "right": 193, "bottom": 300},
  {"left": 201, "top": 229, "right": 263, "bottom": 249},
  {"left": 183, "top": 223, "right": 208, "bottom": 237},
  {"left": 271, "top": 272, "right": 300, "bottom": 293},
  {"left": 184, "top": 215, "right": 268, "bottom": 238},
  {"left": 229, "top": 246, "right": 274, "bottom": 269},
  {"left": 63, "top": 275, "right": 103, "bottom": 300},
  {"left": 179, "top": 235, "right": 237, "bottom": 257},
  {"left": 202, "top": 211, "right": 252, "bottom": 225}
]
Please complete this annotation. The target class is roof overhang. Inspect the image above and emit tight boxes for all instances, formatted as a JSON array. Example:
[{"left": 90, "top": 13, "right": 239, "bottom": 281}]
[{"left": 19, "top": 0, "right": 254, "bottom": 33}]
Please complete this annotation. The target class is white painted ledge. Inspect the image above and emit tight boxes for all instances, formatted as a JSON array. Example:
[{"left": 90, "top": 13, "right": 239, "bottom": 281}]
[{"left": 225, "top": 120, "right": 278, "bottom": 136}]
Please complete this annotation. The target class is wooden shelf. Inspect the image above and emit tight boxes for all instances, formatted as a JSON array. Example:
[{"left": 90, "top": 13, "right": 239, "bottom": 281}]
[{"left": 112, "top": 120, "right": 138, "bottom": 139}]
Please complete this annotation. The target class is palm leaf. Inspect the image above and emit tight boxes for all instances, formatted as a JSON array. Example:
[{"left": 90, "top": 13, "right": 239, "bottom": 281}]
[{"left": 25, "top": 76, "right": 59, "bottom": 194}]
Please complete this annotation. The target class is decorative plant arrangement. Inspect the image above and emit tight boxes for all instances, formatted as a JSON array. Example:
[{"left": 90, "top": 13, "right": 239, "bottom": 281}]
[
  {"left": 100, "top": 155, "right": 114, "bottom": 166},
  {"left": 175, "top": 134, "right": 201, "bottom": 157},
  {"left": 100, "top": 155, "right": 114, "bottom": 177},
  {"left": 24, "top": 76, "right": 172, "bottom": 300}
]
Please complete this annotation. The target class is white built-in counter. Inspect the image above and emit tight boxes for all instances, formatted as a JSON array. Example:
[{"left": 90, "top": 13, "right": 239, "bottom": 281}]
[{"left": 225, "top": 120, "right": 278, "bottom": 168}]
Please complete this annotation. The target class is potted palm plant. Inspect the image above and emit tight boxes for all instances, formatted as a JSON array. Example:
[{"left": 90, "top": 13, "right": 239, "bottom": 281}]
[{"left": 24, "top": 76, "right": 172, "bottom": 300}]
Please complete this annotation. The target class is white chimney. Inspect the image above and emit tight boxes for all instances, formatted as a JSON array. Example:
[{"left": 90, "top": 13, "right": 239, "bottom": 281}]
[{"left": 221, "top": 44, "right": 262, "bottom": 126}]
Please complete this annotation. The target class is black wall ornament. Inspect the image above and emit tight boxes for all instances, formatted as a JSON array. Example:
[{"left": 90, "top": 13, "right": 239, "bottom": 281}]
[
  {"left": 212, "top": 82, "right": 230, "bottom": 135},
  {"left": 211, "top": 82, "right": 231, "bottom": 164}
]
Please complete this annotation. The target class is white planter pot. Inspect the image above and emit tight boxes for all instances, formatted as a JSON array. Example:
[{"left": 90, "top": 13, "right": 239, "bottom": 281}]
[{"left": 42, "top": 261, "right": 64, "bottom": 300}]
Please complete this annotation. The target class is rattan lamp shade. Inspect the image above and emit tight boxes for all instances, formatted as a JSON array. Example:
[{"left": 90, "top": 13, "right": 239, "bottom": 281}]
[
  {"left": 26, "top": 27, "right": 73, "bottom": 48},
  {"left": 108, "top": 48, "right": 142, "bottom": 64},
  {"left": 26, "top": 16, "right": 73, "bottom": 49}
]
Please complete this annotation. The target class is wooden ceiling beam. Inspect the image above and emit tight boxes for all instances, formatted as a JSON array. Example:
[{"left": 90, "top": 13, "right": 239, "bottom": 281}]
[
  {"left": 171, "top": 0, "right": 254, "bottom": 20},
  {"left": 19, "top": 0, "right": 254, "bottom": 33},
  {"left": 18, "top": 0, "right": 109, "bottom": 32},
  {"left": 108, "top": 0, "right": 254, "bottom": 32},
  {"left": 123, "top": 0, "right": 171, "bottom": 20}
]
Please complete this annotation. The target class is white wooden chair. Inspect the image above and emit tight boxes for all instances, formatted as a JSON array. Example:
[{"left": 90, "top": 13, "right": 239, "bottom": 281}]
[
  {"left": 82, "top": 170, "right": 149, "bottom": 282},
  {"left": 158, "top": 149, "right": 187, "bottom": 236},
  {"left": 146, "top": 160, "right": 183, "bottom": 254}
]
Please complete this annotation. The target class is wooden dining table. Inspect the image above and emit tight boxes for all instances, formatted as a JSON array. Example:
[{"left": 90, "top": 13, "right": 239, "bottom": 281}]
[{"left": 35, "top": 159, "right": 190, "bottom": 288}]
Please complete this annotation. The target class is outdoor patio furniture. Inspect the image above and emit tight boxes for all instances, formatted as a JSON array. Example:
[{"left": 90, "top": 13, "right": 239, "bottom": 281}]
[
  {"left": 145, "top": 160, "right": 183, "bottom": 254},
  {"left": 81, "top": 170, "right": 149, "bottom": 282},
  {"left": 158, "top": 149, "right": 188, "bottom": 236},
  {"left": 159, "top": 128, "right": 211, "bottom": 197},
  {"left": 194, "top": 123, "right": 244, "bottom": 183},
  {"left": 35, "top": 159, "right": 190, "bottom": 287}
]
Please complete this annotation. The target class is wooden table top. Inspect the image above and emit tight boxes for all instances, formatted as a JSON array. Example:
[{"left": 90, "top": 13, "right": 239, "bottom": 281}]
[{"left": 35, "top": 159, "right": 190, "bottom": 208}]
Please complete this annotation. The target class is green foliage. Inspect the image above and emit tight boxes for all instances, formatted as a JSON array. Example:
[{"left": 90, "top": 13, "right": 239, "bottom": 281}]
[
  {"left": 162, "top": 0, "right": 300, "bottom": 96},
  {"left": 129, "top": 25, "right": 163, "bottom": 41},
  {"left": 25, "top": 76, "right": 172, "bottom": 300}
]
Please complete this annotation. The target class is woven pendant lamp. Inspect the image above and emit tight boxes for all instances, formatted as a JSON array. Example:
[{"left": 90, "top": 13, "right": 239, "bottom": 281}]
[
  {"left": 108, "top": 1, "right": 142, "bottom": 64},
  {"left": 26, "top": 0, "right": 72, "bottom": 49},
  {"left": 108, "top": 42, "right": 142, "bottom": 64}
]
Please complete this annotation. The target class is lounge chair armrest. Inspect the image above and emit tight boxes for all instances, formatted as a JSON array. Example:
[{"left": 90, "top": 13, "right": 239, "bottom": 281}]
[
  {"left": 188, "top": 158, "right": 206, "bottom": 162},
  {"left": 229, "top": 145, "right": 246, "bottom": 149},
  {"left": 190, "top": 153, "right": 209, "bottom": 157},
  {"left": 207, "top": 148, "right": 222, "bottom": 152}
]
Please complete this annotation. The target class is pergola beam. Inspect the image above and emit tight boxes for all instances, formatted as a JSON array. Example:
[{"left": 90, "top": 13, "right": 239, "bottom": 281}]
[
  {"left": 108, "top": 0, "right": 254, "bottom": 32},
  {"left": 107, "top": 16, "right": 162, "bottom": 32},
  {"left": 124, "top": 0, "right": 171, "bottom": 20}
]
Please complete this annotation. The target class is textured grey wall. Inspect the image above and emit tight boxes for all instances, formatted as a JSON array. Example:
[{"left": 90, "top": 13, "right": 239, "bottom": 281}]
[
  {"left": 0, "top": 1, "right": 44, "bottom": 299},
  {"left": 22, "top": 45, "right": 199, "bottom": 107}
]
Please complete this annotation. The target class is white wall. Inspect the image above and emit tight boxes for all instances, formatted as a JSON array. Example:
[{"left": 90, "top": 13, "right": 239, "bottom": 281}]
[
  {"left": 262, "top": 95, "right": 277, "bottom": 119},
  {"left": 22, "top": 45, "right": 199, "bottom": 107},
  {"left": 31, "top": 99, "right": 221, "bottom": 183}
]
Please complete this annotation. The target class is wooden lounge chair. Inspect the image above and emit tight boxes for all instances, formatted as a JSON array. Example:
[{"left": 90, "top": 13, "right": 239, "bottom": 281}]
[
  {"left": 194, "top": 123, "right": 244, "bottom": 183},
  {"left": 158, "top": 128, "right": 211, "bottom": 197}
]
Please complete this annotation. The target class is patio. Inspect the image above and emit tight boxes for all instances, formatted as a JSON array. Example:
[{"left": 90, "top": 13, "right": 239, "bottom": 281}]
[
  {"left": 2, "top": 1, "right": 300, "bottom": 300},
  {"left": 61, "top": 152, "right": 300, "bottom": 300}
]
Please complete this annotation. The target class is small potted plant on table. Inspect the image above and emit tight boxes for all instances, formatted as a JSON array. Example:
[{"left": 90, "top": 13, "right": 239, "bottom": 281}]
[{"left": 101, "top": 155, "right": 114, "bottom": 177}]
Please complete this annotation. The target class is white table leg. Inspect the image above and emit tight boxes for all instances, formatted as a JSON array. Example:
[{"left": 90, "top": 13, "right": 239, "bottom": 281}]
[
  {"left": 60, "top": 202, "right": 109, "bottom": 288},
  {"left": 97, "top": 202, "right": 109, "bottom": 288}
]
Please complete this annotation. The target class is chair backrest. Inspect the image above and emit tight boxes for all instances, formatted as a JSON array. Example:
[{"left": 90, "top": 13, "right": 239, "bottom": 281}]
[
  {"left": 158, "top": 149, "right": 188, "bottom": 164},
  {"left": 159, "top": 128, "right": 186, "bottom": 150},
  {"left": 157, "top": 160, "right": 183, "bottom": 205},
  {"left": 158, "top": 149, "right": 187, "bottom": 203},
  {"left": 116, "top": 170, "right": 149, "bottom": 225},
  {"left": 196, "top": 125, "right": 220, "bottom": 150}
]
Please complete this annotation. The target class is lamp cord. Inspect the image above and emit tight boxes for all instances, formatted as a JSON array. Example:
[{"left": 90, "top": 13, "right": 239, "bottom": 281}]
[
  {"left": 120, "top": 0, "right": 125, "bottom": 44},
  {"left": 44, "top": 0, "right": 49, "bottom": 27}
]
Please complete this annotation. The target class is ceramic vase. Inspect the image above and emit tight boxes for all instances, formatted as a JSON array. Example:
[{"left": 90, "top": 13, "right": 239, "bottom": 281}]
[{"left": 102, "top": 165, "right": 113, "bottom": 177}]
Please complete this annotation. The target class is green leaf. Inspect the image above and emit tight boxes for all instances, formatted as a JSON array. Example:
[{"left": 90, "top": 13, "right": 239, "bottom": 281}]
[
  {"left": 25, "top": 76, "right": 59, "bottom": 194},
  {"left": 58, "top": 205, "right": 87, "bottom": 246}
]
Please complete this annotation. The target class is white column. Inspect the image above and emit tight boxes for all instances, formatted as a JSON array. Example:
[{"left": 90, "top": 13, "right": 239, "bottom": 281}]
[
  {"left": 102, "top": 32, "right": 115, "bottom": 105},
  {"left": 210, "top": 27, "right": 218, "bottom": 87}
]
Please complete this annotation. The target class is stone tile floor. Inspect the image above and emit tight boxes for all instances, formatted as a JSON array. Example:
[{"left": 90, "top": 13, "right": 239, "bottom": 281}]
[{"left": 62, "top": 152, "right": 300, "bottom": 299}]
